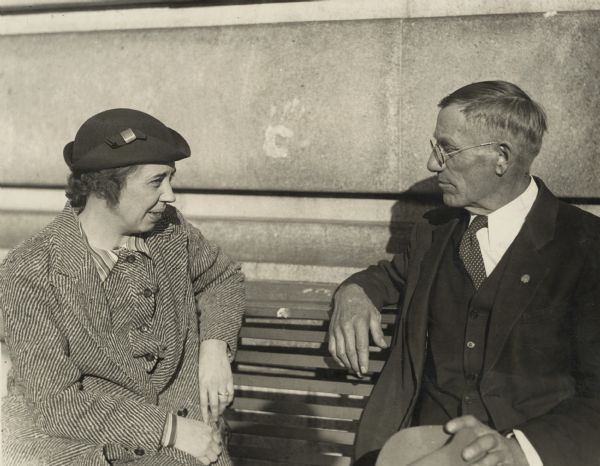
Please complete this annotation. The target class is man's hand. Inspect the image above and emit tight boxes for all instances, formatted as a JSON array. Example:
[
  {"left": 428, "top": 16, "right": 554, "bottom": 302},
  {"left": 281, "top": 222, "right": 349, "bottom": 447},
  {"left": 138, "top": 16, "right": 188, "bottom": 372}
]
[
  {"left": 198, "top": 339, "right": 234, "bottom": 422},
  {"left": 445, "top": 415, "right": 528, "bottom": 466},
  {"left": 328, "top": 284, "right": 387, "bottom": 377},
  {"left": 174, "top": 416, "right": 223, "bottom": 464}
]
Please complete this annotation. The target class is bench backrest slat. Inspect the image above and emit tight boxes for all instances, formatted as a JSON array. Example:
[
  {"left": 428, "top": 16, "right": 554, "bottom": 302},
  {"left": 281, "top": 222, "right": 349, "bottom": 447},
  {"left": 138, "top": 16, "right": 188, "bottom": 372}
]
[{"left": 228, "top": 280, "right": 400, "bottom": 466}]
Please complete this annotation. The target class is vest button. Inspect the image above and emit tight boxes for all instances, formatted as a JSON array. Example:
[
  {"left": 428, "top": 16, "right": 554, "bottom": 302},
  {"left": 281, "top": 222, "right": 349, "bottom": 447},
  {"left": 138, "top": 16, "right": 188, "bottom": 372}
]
[
  {"left": 466, "top": 341, "right": 476, "bottom": 349},
  {"left": 463, "top": 395, "right": 473, "bottom": 403},
  {"left": 134, "top": 448, "right": 145, "bottom": 456},
  {"left": 126, "top": 255, "right": 136, "bottom": 264},
  {"left": 177, "top": 408, "right": 189, "bottom": 417},
  {"left": 469, "top": 310, "right": 479, "bottom": 319},
  {"left": 143, "top": 288, "right": 153, "bottom": 298}
]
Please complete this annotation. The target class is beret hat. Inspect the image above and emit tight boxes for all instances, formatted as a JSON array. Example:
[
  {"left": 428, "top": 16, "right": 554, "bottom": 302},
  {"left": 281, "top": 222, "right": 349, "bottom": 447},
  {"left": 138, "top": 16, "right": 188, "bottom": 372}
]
[{"left": 64, "top": 108, "right": 190, "bottom": 171}]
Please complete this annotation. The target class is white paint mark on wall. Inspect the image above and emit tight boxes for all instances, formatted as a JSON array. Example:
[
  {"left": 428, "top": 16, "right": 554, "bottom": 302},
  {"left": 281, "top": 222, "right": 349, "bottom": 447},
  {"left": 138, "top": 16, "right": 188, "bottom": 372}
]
[
  {"left": 263, "top": 97, "right": 307, "bottom": 158},
  {"left": 276, "top": 307, "right": 291, "bottom": 318},
  {"left": 543, "top": 10, "right": 558, "bottom": 17}
]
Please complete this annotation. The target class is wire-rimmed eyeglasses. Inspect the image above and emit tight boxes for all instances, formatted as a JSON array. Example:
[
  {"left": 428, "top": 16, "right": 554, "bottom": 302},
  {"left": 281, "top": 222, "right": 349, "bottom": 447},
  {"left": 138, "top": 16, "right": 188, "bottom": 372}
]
[{"left": 430, "top": 139, "right": 501, "bottom": 166}]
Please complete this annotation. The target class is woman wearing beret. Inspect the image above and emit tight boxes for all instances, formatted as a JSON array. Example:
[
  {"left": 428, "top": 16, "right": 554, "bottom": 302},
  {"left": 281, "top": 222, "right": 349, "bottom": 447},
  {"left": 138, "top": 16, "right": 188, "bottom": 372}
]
[{"left": 1, "top": 109, "right": 245, "bottom": 465}]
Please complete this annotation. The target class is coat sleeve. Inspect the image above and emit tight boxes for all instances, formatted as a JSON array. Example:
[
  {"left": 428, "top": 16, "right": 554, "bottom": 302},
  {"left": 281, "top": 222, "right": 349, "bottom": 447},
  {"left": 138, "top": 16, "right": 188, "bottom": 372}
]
[
  {"left": 341, "top": 223, "right": 419, "bottom": 310},
  {"left": 514, "top": 229, "right": 600, "bottom": 466},
  {"left": 1, "top": 254, "right": 169, "bottom": 454},
  {"left": 181, "top": 213, "right": 245, "bottom": 358}
]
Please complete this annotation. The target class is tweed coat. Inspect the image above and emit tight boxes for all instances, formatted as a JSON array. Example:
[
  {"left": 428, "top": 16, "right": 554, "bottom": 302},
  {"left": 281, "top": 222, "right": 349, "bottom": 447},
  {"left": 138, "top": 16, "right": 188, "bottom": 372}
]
[
  {"left": 348, "top": 179, "right": 600, "bottom": 466},
  {"left": 1, "top": 203, "right": 245, "bottom": 465}
]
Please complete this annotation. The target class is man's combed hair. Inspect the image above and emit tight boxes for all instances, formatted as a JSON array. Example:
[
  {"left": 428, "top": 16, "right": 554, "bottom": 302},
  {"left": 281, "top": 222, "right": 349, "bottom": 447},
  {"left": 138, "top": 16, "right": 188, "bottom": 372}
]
[
  {"left": 66, "top": 166, "right": 137, "bottom": 209},
  {"left": 439, "top": 81, "right": 548, "bottom": 162}
]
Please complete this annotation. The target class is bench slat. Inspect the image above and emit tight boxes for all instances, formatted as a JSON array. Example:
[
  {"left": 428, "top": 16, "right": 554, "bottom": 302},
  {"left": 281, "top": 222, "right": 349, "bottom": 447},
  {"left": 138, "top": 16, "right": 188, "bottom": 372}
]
[
  {"left": 229, "top": 444, "right": 352, "bottom": 466},
  {"left": 231, "top": 397, "right": 364, "bottom": 420},
  {"left": 235, "top": 349, "right": 386, "bottom": 372},
  {"left": 234, "top": 373, "right": 374, "bottom": 397},
  {"left": 230, "top": 457, "right": 325, "bottom": 466},
  {"left": 227, "top": 421, "right": 355, "bottom": 447},
  {"left": 239, "top": 327, "right": 392, "bottom": 346},
  {"left": 226, "top": 409, "right": 357, "bottom": 431},
  {"left": 246, "top": 304, "right": 398, "bottom": 324},
  {"left": 246, "top": 282, "right": 337, "bottom": 304}
]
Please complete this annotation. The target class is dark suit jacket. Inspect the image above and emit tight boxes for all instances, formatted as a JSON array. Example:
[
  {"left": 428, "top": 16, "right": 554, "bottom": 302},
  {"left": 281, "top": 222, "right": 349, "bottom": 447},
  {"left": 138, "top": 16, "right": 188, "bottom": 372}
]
[
  {"left": 1, "top": 204, "right": 245, "bottom": 465},
  {"left": 348, "top": 179, "right": 600, "bottom": 466}
]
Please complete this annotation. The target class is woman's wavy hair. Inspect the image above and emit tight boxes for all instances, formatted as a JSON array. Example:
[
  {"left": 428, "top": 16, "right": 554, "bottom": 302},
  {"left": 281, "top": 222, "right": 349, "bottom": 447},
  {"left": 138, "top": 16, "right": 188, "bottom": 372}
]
[{"left": 66, "top": 165, "right": 138, "bottom": 209}]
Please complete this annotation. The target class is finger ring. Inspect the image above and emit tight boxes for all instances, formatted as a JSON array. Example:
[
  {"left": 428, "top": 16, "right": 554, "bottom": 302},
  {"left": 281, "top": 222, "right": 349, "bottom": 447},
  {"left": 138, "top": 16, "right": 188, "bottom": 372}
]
[{"left": 218, "top": 392, "right": 229, "bottom": 397}]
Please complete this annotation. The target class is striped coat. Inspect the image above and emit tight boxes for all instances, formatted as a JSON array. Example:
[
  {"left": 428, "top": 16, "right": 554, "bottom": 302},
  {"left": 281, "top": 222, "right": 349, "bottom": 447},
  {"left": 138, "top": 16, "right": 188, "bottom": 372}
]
[{"left": 1, "top": 203, "right": 245, "bottom": 465}]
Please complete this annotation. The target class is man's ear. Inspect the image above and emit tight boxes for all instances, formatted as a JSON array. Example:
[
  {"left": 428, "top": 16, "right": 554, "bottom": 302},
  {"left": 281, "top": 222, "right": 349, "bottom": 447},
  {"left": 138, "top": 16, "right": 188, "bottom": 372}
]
[{"left": 495, "top": 143, "right": 511, "bottom": 176}]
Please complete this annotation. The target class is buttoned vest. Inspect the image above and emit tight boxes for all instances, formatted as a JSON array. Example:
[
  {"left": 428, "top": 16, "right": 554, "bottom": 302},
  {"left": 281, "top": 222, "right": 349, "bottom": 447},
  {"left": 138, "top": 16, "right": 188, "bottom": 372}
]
[{"left": 412, "top": 219, "right": 512, "bottom": 428}]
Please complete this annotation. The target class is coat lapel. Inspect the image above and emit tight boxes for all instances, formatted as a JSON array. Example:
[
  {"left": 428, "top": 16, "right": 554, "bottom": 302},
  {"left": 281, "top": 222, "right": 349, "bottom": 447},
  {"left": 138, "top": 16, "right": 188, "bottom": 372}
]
[
  {"left": 483, "top": 179, "right": 558, "bottom": 373},
  {"left": 48, "top": 204, "right": 152, "bottom": 394},
  {"left": 406, "top": 211, "right": 463, "bottom": 383}
]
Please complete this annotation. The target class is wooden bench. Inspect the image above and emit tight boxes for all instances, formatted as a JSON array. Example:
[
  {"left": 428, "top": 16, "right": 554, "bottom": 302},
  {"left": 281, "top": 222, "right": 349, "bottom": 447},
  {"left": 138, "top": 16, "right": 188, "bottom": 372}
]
[{"left": 227, "top": 280, "right": 399, "bottom": 466}]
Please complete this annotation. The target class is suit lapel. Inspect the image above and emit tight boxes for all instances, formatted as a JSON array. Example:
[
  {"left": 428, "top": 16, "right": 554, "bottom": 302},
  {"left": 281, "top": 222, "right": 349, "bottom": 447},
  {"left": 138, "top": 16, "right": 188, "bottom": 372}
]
[
  {"left": 406, "top": 213, "right": 462, "bottom": 381},
  {"left": 483, "top": 179, "right": 558, "bottom": 372}
]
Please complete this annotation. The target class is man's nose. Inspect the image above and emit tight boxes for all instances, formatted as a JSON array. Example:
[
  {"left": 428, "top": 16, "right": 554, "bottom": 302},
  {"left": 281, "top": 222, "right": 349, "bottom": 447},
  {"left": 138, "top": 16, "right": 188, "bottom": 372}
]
[
  {"left": 427, "top": 151, "right": 443, "bottom": 173},
  {"left": 159, "top": 183, "right": 176, "bottom": 203}
]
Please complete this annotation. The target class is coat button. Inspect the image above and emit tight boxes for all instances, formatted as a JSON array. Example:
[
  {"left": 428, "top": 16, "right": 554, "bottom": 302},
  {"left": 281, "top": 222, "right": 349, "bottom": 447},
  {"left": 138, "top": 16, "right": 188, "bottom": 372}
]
[
  {"left": 143, "top": 288, "right": 153, "bottom": 298},
  {"left": 126, "top": 255, "right": 136, "bottom": 264},
  {"left": 78, "top": 383, "right": 84, "bottom": 391},
  {"left": 466, "top": 341, "right": 476, "bottom": 349},
  {"left": 134, "top": 448, "right": 145, "bottom": 456},
  {"left": 145, "top": 354, "right": 155, "bottom": 362},
  {"left": 177, "top": 408, "right": 188, "bottom": 417},
  {"left": 138, "top": 324, "right": 150, "bottom": 333}
]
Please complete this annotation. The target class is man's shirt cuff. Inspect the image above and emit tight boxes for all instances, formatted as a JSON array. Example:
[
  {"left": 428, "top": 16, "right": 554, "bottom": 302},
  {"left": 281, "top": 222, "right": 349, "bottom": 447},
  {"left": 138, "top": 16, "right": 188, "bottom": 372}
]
[{"left": 510, "top": 429, "right": 543, "bottom": 466}]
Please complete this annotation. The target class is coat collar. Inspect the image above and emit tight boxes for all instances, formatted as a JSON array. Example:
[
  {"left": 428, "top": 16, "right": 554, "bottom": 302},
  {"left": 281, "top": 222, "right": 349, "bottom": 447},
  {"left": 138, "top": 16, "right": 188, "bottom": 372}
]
[
  {"left": 48, "top": 203, "right": 180, "bottom": 278},
  {"left": 482, "top": 177, "right": 559, "bottom": 372},
  {"left": 405, "top": 177, "right": 560, "bottom": 382},
  {"left": 46, "top": 203, "right": 186, "bottom": 396}
]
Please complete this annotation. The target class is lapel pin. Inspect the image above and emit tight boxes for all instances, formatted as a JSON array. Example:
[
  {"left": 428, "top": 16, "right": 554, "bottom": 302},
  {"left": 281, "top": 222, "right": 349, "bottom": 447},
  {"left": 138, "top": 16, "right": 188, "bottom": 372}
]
[{"left": 520, "top": 274, "right": 531, "bottom": 284}]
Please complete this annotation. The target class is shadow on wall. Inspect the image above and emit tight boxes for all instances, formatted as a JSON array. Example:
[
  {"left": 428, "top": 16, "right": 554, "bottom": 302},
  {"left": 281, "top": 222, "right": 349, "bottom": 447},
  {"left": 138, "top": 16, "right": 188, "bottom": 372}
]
[{"left": 386, "top": 176, "right": 443, "bottom": 255}]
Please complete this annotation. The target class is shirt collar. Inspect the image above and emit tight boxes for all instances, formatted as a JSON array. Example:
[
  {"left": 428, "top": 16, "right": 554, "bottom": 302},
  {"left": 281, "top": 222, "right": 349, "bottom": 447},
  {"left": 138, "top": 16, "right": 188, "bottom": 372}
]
[
  {"left": 75, "top": 214, "right": 152, "bottom": 282},
  {"left": 474, "top": 177, "right": 538, "bottom": 254}
]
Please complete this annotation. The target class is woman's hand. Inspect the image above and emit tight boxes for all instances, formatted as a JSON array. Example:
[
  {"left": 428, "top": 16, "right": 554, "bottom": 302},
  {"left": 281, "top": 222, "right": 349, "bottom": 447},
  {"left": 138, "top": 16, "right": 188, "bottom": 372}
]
[
  {"left": 198, "top": 339, "right": 234, "bottom": 422},
  {"left": 174, "top": 416, "right": 222, "bottom": 464}
]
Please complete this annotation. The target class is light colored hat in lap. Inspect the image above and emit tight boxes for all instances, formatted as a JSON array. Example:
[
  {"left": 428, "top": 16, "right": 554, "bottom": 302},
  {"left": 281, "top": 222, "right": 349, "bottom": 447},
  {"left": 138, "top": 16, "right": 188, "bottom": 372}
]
[{"left": 376, "top": 425, "right": 479, "bottom": 466}]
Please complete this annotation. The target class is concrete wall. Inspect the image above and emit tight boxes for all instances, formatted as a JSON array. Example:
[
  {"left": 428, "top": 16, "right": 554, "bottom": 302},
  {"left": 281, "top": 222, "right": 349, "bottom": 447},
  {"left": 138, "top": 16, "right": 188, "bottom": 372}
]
[
  {"left": 2, "top": 10, "right": 600, "bottom": 195},
  {"left": 2, "top": 1, "right": 600, "bottom": 278}
]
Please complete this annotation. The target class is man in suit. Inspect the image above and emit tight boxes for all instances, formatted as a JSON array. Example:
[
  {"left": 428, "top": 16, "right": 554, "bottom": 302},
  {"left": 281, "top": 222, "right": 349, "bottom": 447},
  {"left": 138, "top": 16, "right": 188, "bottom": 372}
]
[
  {"left": 328, "top": 81, "right": 600, "bottom": 466},
  {"left": 1, "top": 108, "right": 245, "bottom": 465}
]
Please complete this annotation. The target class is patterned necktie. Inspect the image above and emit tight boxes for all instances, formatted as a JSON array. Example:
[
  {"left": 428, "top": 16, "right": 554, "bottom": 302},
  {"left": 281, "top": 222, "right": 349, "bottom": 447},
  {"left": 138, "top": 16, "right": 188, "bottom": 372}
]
[{"left": 459, "top": 215, "right": 488, "bottom": 289}]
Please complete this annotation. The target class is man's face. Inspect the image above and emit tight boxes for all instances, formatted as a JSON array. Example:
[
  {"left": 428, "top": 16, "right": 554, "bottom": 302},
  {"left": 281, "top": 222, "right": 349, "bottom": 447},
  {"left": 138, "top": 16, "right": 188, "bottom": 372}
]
[
  {"left": 428, "top": 104, "right": 502, "bottom": 214},
  {"left": 112, "top": 163, "right": 176, "bottom": 234}
]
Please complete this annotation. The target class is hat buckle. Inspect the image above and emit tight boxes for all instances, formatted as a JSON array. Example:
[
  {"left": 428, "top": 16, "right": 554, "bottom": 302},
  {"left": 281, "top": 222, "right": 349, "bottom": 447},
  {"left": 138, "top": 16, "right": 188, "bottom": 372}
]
[{"left": 104, "top": 128, "right": 147, "bottom": 148}]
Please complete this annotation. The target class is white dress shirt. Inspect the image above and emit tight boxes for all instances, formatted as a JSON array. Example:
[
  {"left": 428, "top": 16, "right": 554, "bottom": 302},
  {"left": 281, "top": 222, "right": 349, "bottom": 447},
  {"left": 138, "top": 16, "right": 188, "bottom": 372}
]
[{"left": 467, "top": 177, "right": 543, "bottom": 466}]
